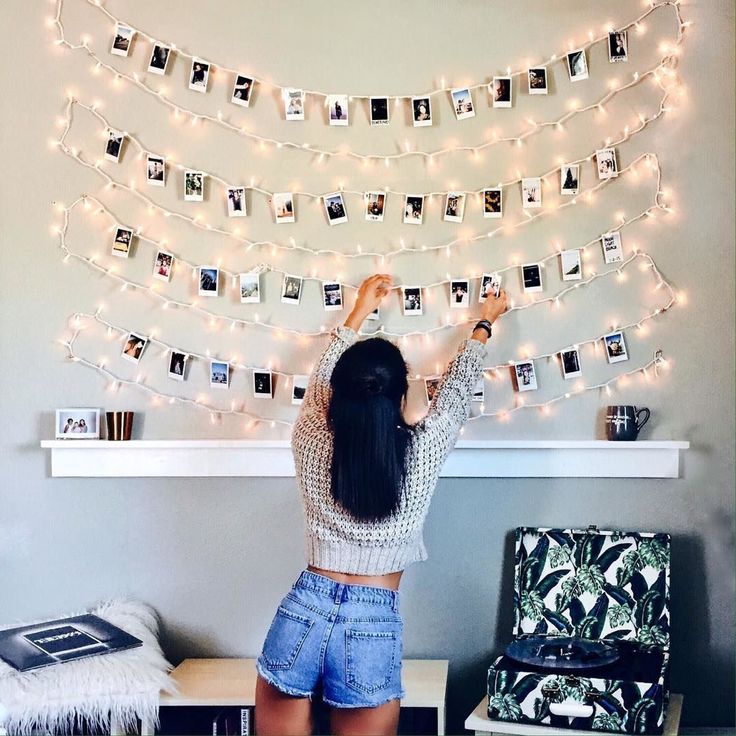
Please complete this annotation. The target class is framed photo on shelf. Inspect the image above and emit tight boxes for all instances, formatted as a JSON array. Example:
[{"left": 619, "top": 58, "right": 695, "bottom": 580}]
[{"left": 55, "top": 408, "right": 100, "bottom": 439}]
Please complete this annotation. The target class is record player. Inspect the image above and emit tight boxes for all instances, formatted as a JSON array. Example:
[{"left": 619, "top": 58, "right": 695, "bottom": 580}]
[{"left": 487, "top": 525, "right": 671, "bottom": 734}]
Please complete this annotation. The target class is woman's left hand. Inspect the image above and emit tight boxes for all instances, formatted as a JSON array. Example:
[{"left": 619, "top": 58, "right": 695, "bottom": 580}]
[{"left": 353, "top": 274, "right": 393, "bottom": 316}]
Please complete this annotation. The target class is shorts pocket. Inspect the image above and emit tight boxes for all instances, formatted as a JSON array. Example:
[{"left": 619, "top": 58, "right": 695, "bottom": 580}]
[
  {"left": 345, "top": 628, "right": 401, "bottom": 695},
  {"left": 262, "top": 605, "right": 314, "bottom": 670}
]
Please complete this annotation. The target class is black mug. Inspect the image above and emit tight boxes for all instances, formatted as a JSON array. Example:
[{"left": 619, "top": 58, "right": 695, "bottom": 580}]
[{"left": 605, "top": 405, "right": 650, "bottom": 441}]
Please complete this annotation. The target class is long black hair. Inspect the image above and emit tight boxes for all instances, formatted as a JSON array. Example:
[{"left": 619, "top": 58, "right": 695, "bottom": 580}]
[{"left": 328, "top": 336, "right": 412, "bottom": 522}]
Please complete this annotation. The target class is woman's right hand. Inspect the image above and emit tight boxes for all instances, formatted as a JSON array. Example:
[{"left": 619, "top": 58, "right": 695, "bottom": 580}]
[{"left": 481, "top": 287, "right": 509, "bottom": 324}]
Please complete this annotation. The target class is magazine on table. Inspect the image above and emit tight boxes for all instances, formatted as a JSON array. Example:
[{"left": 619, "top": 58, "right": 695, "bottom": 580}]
[{"left": 0, "top": 613, "right": 142, "bottom": 671}]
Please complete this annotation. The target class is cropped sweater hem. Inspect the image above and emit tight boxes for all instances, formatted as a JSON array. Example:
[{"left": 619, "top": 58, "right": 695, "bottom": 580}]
[{"left": 306, "top": 534, "right": 427, "bottom": 575}]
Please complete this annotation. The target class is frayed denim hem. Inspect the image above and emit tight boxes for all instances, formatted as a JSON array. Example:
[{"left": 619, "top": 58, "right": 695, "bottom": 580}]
[
  {"left": 322, "top": 688, "right": 405, "bottom": 709},
  {"left": 256, "top": 658, "right": 314, "bottom": 700}
]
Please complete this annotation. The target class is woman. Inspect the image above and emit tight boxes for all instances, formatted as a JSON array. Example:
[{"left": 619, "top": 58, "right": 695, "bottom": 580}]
[{"left": 255, "top": 274, "right": 508, "bottom": 736}]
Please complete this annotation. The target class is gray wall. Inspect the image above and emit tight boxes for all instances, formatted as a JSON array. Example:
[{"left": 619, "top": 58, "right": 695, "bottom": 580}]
[{"left": 0, "top": 1, "right": 733, "bottom": 731}]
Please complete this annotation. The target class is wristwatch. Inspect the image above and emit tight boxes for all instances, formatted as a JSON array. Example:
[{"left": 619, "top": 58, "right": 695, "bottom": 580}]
[{"left": 473, "top": 319, "right": 493, "bottom": 338}]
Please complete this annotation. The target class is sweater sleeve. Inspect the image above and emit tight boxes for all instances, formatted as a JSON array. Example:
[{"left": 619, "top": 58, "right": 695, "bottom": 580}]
[
  {"left": 294, "top": 324, "right": 360, "bottom": 429},
  {"left": 417, "top": 336, "right": 488, "bottom": 446}
]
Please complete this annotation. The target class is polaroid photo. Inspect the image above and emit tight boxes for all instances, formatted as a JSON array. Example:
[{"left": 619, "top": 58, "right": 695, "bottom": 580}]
[
  {"left": 479, "top": 272, "right": 502, "bottom": 302},
  {"left": 521, "top": 177, "right": 542, "bottom": 208},
  {"left": 148, "top": 45, "right": 171, "bottom": 75},
  {"left": 168, "top": 351, "right": 189, "bottom": 381},
  {"left": 104, "top": 129, "right": 124, "bottom": 163},
  {"left": 443, "top": 192, "right": 466, "bottom": 223},
  {"left": 227, "top": 186, "right": 247, "bottom": 217},
  {"left": 601, "top": 231, "right": 624, "bottom": 264},
  {"left": 291, "top": 375, "right": 308, "bottom": 405},
  {"left": 121, "top": 332, "right": 148, "bottom": 364},
  {"left": 283, "top": 88, "right": 305, "bottom": 120},
  {"left": 450, "top": 278, "right": 470, "bottom": 309},
  {"left": 328, "top": 94, "right": 349, "bottom": 126},
  {"left": 483, "top": 188, "right": 503, "bottom": 218},
  {"left": 521, "top": 263, "right": 543, "bottom": 293},
  {"left": 528, "top": 67, "right": 548, "bottom": 95},
  {"left": 370, "top": 97, "right": 390, "bottom": 125},
  {"left": 55, "top": 408, "right": 100, "bottom": 439},
  {"left": 411, "top": 96, "right": 432, "bottom": 127},
  {"left": 596, "top": 147, "right": 618, "bottom": 179},
  {"left": 366, "top": 306, "right": 379, "bottom": 321},
  {"left": 281, "top": 274, "right": 303, "bottom": 305},
  {"left": 567, "top": 49, "right": 589, "bottom": 81},
  {"left": 198, "top": 266, "right": 219, "bottom": 297},
  {"left": 514, "top": 361, "right": 538, "bottom": 392},
  {"left": 560, "top": 164, "right": 580, "bottom": 195},
  {"left": 189, "top": 59, "right": 210, "bottom": 93},
  {"left": 472, "top": 376, "right": 485, "bottom": 402},
  {"left": 110, "top": 24, "right": 134, "bottom": 57},
  {"left": 210, "top": 361, "right": 230, "bottom": 389},
  {"left": 403, "top": 195, "right": 424, "bottom": 225},
  {"left": 231, "top": 75, "right": 255, "bottom": 107},
  {"left": 239, "top": 272, "right": 260, "bottom": 303},
  {"left": 364, "top": 191, "right": 386, "bottom": 222},
  {"left": 184, "top": 170, "right": 204, "bottom": 202},
  {"left": 153, "top": 250, "right": 174, "bottom": 282},
  {"left": 491, "top": 77, "right": 512, "bottom": 108},
  {"left": 322, "top": 281, "right": 343, "bottom": 311},
  {"left": 253, "top": 370, "right": 273, "bottom": 398},
  {"left": 323, "top": 192, "right": 348, "bottom": 226},
  {"left": 146, "top": 154, "right": 166, "bottom": 187},
  {"left": 561, "top": 249, "right": 582, "bottom": 281},
  {"left": 111, "top": 226, "right": 133, "bottom": 258},
  {"left": 451, "top": 88, "right": 475, "bottom": 120},
  {"left": 603, "top": 331, "right": 629, "bottom": 364},
  {"left": 402, "top": 286, "right": 423, "bottom": 316},
  {"left": 272, "top": 192, "right": 295, "bottom": 223},
  {"left": 560, "top": 348, "right": 582, "bottom": 379},
  {"left": 609, "top": 30, "right": 628, "bottom": 63},
  {"left": 425, "top": 377, "right": 441, "bottom": 405}
]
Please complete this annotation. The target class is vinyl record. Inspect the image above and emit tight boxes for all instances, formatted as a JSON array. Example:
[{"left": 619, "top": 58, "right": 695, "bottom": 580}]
[{"left": 505, "top": 635, "right": 620, "bottom": 669}]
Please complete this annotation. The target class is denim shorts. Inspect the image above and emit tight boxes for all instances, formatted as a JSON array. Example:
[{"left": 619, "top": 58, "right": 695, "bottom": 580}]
[{"left": 256, "top": 569, "right": 405, "bottom": 708}]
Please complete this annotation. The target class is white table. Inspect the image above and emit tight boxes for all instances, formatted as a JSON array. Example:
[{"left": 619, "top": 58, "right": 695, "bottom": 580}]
[
  {"left": 160, "top": 657, "right": 448, "bottom": 735},
  {"left": 464, "top": 692, "right": 683, "bottom": 735}
]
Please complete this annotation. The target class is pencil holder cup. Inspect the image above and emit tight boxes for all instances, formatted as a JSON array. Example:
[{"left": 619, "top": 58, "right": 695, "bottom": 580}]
[{"left": 106, "top": 411, "right": 134, "bottom": 441}]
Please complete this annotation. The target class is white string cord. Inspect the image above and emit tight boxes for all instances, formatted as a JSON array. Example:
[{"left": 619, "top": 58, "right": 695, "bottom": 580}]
[
  {"left": 62, "top": 92, "right": 677, "bottom": 203},
  {"left": 49, "top": 0, "right": 688, "bottom": 161},
  {"left": 55, "top": 96, "right": 674, "bottom": 260},
  {"left": 55, "top": 192, "right": 675, "bottom": 338},
  {"left": 60, "top": 309, "right": 672, "bottom": 424}
]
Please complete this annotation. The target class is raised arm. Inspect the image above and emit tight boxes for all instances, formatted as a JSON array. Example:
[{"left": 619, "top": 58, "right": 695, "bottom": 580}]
[
  {"left": 415, "top": 287, "right": 508, "bottom": 458},
  {"left": 293, "top": 274, "right": 394, "bottom": 434},
  {"left": 421, "top": 336, "right": 488, "bottom": 437}
]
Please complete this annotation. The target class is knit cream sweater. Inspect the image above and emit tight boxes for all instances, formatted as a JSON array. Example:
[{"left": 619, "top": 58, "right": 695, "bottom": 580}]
[{"left": 290, "top": 324, "right": 488, "bottom": 575}]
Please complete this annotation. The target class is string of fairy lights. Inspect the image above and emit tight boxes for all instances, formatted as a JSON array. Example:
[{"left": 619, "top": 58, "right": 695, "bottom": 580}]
[
  {"left": 50, "top": 0, "right": 689, "bottom": 428},
  {"left": 55, "top": 97, "right": 675, "bottom": 260},
  {"left": 48, "top": 0, "right": 688, "bottom": 162},
  {"left": 58, "top": 95, "right": 681, "bottom": 223},
  {"left": 61, "top": 308, "right": 671, "bottom": 427},
  {"left": 54, "top": 185, "right": 677, "bottom": 339}
]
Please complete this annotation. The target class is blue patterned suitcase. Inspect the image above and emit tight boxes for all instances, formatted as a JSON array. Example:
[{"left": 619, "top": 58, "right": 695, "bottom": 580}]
[{"left": 487, "top": 525, "right": 671, "bottom": 733}]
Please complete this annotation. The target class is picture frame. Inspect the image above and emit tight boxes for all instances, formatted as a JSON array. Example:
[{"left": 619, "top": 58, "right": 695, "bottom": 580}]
[{"left": 55, "top": 408, "right": 100, "bottom": 439}]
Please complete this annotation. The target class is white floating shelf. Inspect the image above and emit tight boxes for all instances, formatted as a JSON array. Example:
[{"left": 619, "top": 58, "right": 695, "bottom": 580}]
[{"left": 40, "top": 440, "right": 689, "bottom": 478}]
